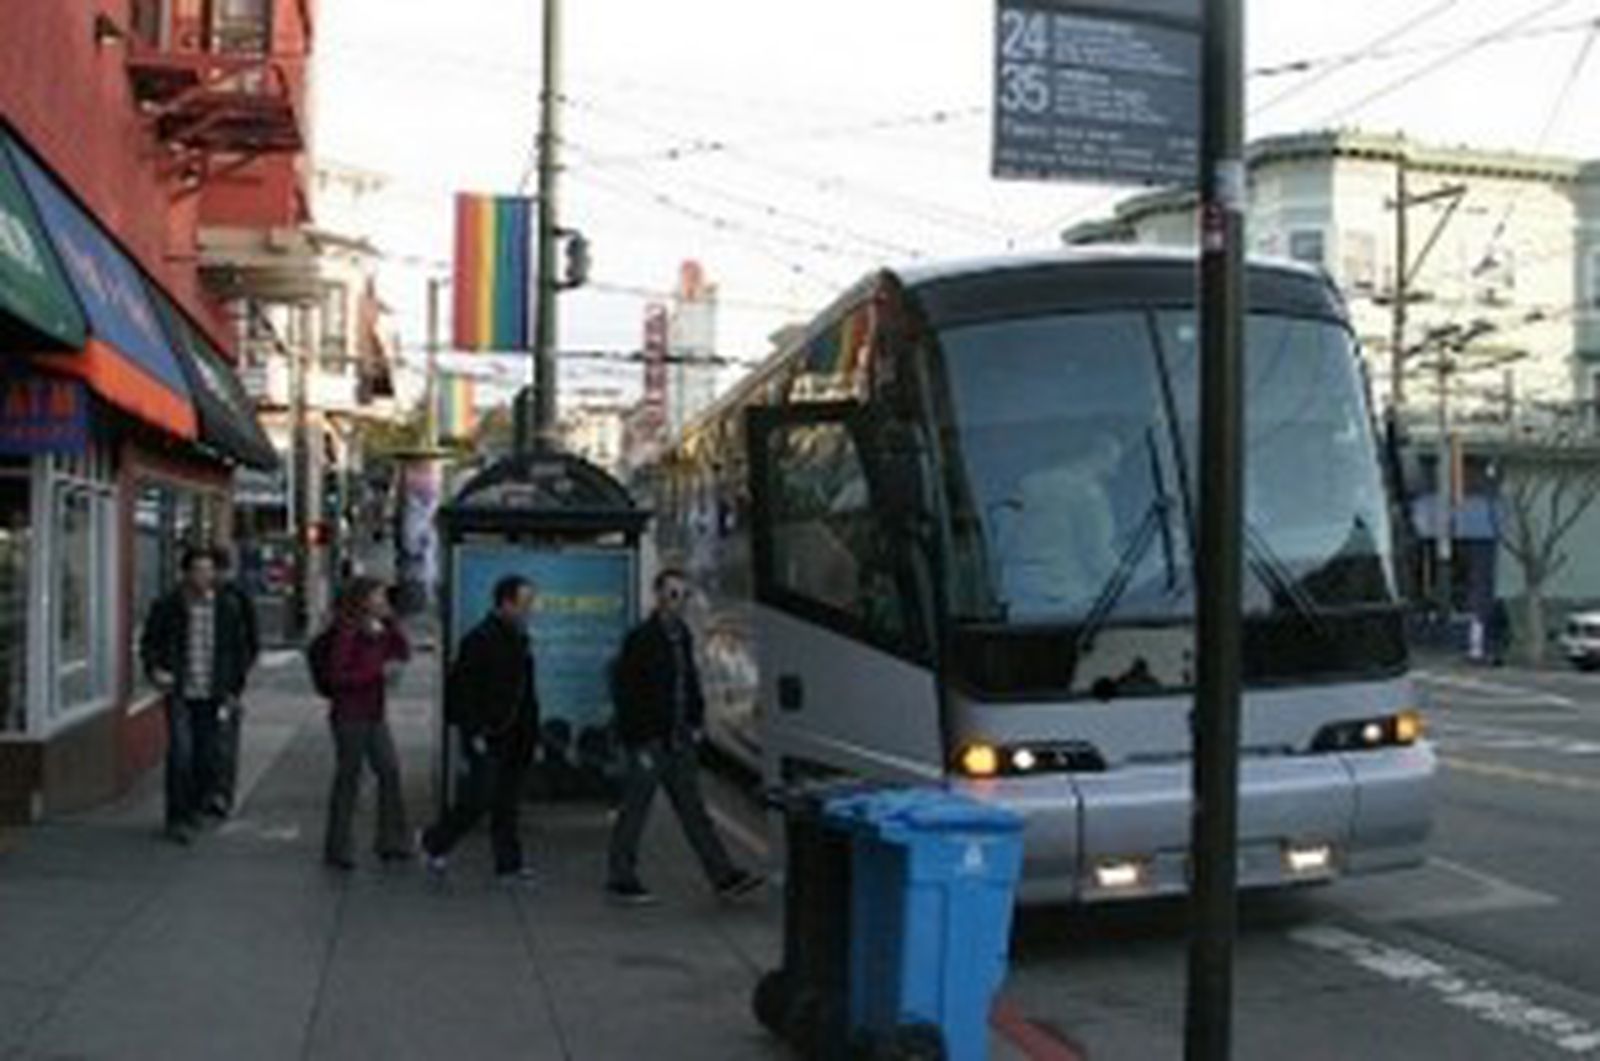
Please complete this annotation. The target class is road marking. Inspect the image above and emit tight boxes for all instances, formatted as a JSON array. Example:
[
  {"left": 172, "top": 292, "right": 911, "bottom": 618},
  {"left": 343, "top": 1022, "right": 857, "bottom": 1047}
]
[
  {"left": 1343, "top": 857, "right": 1559, "bottom": 924},
  {"left": 1415, "top": 670, "right": 1575, "bottom": 707},
  {"left": 1292, "top": 924, "right": 1600, "bottom": 1054},
  {"left": 260, "top": 650, "right": 301, "bottom": 670},
  {"left": 1441, "top": 755, "right": 1600, "bottom": 794},
  {"left": 1432, "top": 721, "right": 1600, "bottom": 757}
]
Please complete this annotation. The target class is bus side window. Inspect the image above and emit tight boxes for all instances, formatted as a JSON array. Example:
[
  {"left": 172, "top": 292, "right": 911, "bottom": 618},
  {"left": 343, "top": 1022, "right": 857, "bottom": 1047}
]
[{"left": 766, "top": 423, "right": 914, "bottom": 656}]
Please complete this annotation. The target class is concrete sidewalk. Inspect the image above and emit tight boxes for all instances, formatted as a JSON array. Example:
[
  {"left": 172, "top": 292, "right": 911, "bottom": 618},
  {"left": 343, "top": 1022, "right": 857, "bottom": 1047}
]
[{"left": 0, "top": 650, "right": 1045, "bottom": 1060}]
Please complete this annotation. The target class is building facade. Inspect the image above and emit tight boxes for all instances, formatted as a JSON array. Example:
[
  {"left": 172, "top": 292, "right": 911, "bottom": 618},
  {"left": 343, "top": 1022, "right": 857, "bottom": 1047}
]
[{"left": 0, "top": 0, "right": 302, "bottom": 823}]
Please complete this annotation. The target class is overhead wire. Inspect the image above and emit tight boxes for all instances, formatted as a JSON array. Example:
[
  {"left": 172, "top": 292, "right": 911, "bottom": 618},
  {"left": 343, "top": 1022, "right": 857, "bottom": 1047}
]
[
  {"left": 1250, "top": 0, "right": 1462, "bottom": 118},
  {"left": 1316, "top": 0, "right": 1587, "bottom": 126}
]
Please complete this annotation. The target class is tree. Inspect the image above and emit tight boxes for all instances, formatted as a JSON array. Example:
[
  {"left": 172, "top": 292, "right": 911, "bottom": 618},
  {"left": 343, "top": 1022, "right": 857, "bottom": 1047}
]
[{"left": 1494, "top": 418, "right": 1600, "bottom": 664}]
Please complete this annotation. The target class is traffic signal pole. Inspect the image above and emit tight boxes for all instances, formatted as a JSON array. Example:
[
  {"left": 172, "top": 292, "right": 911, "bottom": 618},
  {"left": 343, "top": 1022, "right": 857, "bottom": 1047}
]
[
  {"left": 1186, "top": 0, "right": 1245, "bottom": 1056},
  {"left": 522, "top": 0, "right": 562, "bottom": 457}
]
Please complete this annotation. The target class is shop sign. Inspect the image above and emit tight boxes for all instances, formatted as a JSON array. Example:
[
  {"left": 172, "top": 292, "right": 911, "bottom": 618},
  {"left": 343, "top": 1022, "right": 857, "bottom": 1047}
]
[{"left": 0, "top": 374, "right": 88, "bottom": 455}]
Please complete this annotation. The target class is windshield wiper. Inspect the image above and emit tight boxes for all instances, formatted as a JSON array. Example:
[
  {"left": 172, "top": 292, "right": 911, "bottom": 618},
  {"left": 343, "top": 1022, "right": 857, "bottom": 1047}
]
[
  {"left": 1242, "top": 520, "right": 1330, "bottom": 637},
  {"left": 1074, "top": 430, "right": 1182, "bottom": 656}
]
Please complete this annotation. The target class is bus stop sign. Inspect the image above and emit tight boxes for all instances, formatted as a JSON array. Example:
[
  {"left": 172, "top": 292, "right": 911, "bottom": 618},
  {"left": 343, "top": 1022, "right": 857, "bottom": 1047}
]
[{"left": 992, "top": 0, "right": 1201, "bottom": 187}]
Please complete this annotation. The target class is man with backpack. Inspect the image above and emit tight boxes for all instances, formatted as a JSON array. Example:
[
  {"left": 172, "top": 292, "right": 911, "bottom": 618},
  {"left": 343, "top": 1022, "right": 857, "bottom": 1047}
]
[
  {"left": 417, "top": 575, "right": 543, "bottom": 879},
  {"left": 140, "top": 546, "right": 260, "bottom": 844}
]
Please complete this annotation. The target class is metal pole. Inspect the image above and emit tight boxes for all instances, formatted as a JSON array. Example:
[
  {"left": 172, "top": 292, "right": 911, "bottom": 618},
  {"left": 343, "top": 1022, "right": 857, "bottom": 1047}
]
[
  {"left": 1436, "top": 356, "right": 1453, "bottom": 614},
  {"left": 1390, "top": 156, "right": 1409, "bottom": 415},
  {"left": 290, "top": 303, "right": 310, "bottom": 639},
  {"left": 424, "top": 276, "right": 441, "bottom": 449},
  {"left": 1186, "top": 0, "right": 1245, "bottom": 1055},
  {"left": 525, "top": 0, "right": 562, "bottom": 454}
]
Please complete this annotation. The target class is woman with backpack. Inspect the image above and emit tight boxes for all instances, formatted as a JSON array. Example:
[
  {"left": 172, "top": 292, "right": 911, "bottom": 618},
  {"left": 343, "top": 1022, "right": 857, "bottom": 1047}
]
[{"left": 318, "top": 576, "right": 411, "bottom": 870}]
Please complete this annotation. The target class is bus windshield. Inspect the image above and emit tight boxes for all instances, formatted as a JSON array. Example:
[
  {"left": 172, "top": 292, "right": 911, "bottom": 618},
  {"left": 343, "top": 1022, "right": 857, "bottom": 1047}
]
[{"left": 936, "top": 309, "right": 1397, "bottom": 627}]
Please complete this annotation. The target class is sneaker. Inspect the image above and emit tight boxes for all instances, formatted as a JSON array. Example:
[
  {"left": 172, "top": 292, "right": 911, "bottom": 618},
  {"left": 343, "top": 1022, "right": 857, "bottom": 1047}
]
[
  {"left": 715, "top": 870, "right": 766, "bottom": 902},
  {"left": 605, "top": 879, "right": 659, "bottom": 906},
  {"left": 323, "top": 854, "right": 355, "bottom": 872},
  {"left": 416, "top": 830, "right": 448, "bottom": 874},
  {"left": 496, "top": 865, "right": 539, "bottom": 885},
  {"left": 201, "top": 795, "right": 231, "bottom": 820},
  {"left": 164, "top": 822, "right": 195, "bottom": 846}
]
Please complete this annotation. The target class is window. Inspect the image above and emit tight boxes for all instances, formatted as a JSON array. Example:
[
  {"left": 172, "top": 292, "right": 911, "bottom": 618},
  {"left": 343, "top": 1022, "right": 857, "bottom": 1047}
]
[
  {"left": 131, "top": 483, "right": 201, "bottom": 697},
  {"left": 0, "top": 473, "right": 30, "bottom": 733},
  {"left": 321, "top": 283, "right": 349, "bottom": 366},
  {"left": 1588, "top": 247, "right": 1600, "bottom": 310},
  {"left": 212, "top": 0, "right": 269, "bottom": 53},
  {"left": 1288, "top": 229, "right": 1326, "bottom": 268},
  {"left": 765, "top": 422, "right": 911, "bottom": 651},
  {"left": 1341, "top": 230, "right": 1378, "bottom": 291},
  {"left": 57, "top": 487, "right": 95, "bottom": 707},
  {"left": 47, "top": 448, "right": 114, "bottom": 722}
]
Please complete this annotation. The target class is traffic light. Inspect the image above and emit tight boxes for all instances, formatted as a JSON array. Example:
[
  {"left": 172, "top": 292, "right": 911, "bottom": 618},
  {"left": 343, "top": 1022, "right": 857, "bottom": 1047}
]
[{"left": 558, "top": 229, "right": 590, "bottom": 290}]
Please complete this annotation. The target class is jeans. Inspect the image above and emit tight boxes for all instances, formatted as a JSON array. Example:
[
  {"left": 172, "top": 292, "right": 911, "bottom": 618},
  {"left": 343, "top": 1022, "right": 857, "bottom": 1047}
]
[
  {"left": 607, "top": 739, "right": 735, "bottom": 888},
  {"left": 422, "top": 729, "right": 533, "bottom": 874},
  {"left": 165, "top": 698, "right": 221, "bottom": 828},
  {"left": 323, "top": 719, "right": 409, "bottom": 862},
  {"left": 208, "top": 700, "right": 242, "bottom": 813}
]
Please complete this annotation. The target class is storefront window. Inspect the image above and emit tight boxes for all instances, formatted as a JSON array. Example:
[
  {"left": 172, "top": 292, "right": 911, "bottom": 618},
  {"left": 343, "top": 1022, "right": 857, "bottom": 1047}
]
[
  {"left": 56, "top": 485, "right": 98, "bottom": 708},
  {"left": 0, "top": 473, "right": 30, "bottom": 733},
  {"left": 131, "top": 482, "right": 207, "bottom": 696},
  {"left": 47, "top": 448, "right": 114, "bottom": 723}
]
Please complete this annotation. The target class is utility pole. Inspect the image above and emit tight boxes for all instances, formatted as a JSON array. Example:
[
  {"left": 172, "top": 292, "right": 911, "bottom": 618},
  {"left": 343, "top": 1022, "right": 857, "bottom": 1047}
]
[
  {"left": 424, "top": 276, "right": 443, "bottom": 449},
  {"left": 289, "top": 301, "right": 311, "bottom": 639},
  {"left": 1390, "top": 157, "right": 1409, "bottom": 414},
  {"left": 523, "top": 0, "right": 562, "bottom": 456},
  {"left": 1436, "top": 351, "right": 1454, "bottom": 614},
  {"left": 1186, "top": 0, "right": 1245, "bottom": 1055}
]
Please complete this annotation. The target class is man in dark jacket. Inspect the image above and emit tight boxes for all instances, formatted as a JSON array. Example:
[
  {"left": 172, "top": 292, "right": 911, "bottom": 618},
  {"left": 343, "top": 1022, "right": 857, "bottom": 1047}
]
[
  {"left": 419, "top": 575, "right": 541, "bottom": 878},
  {"left": 140, "top": 546, "right": 260, "bottom": 843},
  {"left": 605, "top": 568, "right": 763, "bottom": 905}
]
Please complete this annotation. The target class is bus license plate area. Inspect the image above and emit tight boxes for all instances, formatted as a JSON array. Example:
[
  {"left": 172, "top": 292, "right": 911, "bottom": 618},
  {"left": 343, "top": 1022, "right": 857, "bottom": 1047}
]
[{"left": 1075, "top": 757, "right": 1356, "bottom": 899}]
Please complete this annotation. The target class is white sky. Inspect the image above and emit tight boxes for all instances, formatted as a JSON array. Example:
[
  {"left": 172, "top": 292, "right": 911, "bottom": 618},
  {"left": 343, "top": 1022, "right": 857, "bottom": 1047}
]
[{"left": 313, "top": 0, "right": 1600, "bottom": 403}]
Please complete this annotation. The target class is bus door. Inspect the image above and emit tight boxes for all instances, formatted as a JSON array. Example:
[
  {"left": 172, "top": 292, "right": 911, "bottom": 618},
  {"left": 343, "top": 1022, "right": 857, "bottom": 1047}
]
[{"left": 747, "top": 405, "right": 944, "bottom": 786}]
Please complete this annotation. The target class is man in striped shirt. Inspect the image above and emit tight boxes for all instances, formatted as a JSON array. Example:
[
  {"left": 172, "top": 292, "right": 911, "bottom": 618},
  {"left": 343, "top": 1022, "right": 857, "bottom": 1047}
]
[{"left": 141, "top": 547, "right": 259, "bottom": 844}]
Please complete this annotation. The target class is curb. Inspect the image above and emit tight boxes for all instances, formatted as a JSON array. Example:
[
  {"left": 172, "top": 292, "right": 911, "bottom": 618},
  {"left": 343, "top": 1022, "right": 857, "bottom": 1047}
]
[{"left": 991, "top": 998, "right": 1088, "bottom": 1061}]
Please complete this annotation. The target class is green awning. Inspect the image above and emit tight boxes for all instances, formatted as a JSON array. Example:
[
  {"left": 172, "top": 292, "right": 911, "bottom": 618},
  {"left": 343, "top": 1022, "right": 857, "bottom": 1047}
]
[{"left": 0, "top": 128, "right": 86, "bottom": 351}]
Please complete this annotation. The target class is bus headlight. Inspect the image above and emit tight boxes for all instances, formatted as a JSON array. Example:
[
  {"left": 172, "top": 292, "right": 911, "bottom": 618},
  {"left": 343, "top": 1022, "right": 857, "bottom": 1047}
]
[
  {"left": 958, "top": 743, "right": 1001, "bottom": 778},
  {"left": 955, "top": 741, "right": 1106, "bottom": 778},
  {"left": 1311, "top": 710, "right": 1423, "bottom": 753}
]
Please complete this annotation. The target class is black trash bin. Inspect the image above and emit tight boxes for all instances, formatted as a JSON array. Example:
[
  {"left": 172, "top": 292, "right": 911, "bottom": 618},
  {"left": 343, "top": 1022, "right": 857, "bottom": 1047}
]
[{"left": 753, "top": 783, "right": 861, "bottom": 1059}]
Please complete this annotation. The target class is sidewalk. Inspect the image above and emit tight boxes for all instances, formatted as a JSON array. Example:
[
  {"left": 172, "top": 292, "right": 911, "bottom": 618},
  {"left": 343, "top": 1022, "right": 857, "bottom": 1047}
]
[{"left": 0, "top": 650, "right": 1043, "bottom": 1060}]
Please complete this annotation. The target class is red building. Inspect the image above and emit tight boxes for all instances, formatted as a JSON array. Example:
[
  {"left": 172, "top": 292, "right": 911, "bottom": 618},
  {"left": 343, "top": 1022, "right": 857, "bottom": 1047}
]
[{"left": 0, "top": 0, "right": 309, "bottom": 823}]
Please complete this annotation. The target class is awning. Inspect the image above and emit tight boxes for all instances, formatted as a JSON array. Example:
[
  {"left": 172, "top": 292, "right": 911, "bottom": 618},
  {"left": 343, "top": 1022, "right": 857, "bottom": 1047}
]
[
  {"left": 0, "top": 129, "right": 86, "bottom": 351},
  {"left": 2, "top": 137, "right": 196, "bottom": 440},
  {"left": 146, "top": 283, "right": 279, "bottom": 471}
]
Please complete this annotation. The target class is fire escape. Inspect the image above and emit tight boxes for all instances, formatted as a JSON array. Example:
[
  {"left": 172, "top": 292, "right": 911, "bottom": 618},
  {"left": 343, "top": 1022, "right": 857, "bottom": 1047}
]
[{"left": 123, "top": 1, "right": 304, "bottom": 197}]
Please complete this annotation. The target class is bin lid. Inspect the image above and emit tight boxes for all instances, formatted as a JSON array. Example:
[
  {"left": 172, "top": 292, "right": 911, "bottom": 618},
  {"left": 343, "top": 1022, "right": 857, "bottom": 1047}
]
[{"left": 822, "top": 788, "right": 1021, "bottom": 837}]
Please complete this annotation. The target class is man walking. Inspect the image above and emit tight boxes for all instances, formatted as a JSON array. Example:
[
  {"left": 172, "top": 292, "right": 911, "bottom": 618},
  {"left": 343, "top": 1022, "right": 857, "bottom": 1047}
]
[
  {"left": 419, "top": 575, "right": 541, "bottom": 879},
  {"left": 606, "top": 569, "right": 763, "bottom": 905},
  {"left": 140, "top": 546, "right": 260, "bottom": 843}
]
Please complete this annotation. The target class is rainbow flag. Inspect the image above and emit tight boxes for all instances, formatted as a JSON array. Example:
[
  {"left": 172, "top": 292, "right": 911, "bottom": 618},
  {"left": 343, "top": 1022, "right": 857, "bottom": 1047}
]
[
  {"left": 453, "top": 194, "right": 533, "bottom": 350},
  {"left": 436, "top": 374, "right": 477, "bottom": 442}
]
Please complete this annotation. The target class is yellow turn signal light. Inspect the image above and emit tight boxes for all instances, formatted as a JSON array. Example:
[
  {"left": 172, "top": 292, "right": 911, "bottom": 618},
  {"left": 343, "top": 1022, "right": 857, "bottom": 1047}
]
[
  {"left": 1394, "top": 709, "right": 1423, "bottom": 745},
  {"left": 958, "top": 743, "right": 1001, "bottom": 778}
]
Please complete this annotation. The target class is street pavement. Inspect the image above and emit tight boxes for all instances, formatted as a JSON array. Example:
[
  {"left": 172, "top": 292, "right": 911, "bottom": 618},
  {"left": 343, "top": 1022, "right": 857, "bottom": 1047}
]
[
  {"left": 992, "top": 652, "right": 1600, "bottom": 1059},
  {"left": 0, "top": 637, "right": 1043, "bottom": 1061},
  {"left": 15, "top": 630, "right": 1597, "bottom": 1059},
  {"left": 0, "top": 646, "right": 794, "bottom": 1061}
]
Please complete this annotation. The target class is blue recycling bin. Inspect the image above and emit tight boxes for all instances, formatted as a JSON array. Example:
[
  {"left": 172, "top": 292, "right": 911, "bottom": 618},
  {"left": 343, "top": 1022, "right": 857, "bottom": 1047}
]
[{"left": 824, "top": 789, "right": 1024, "bottom": 1060}]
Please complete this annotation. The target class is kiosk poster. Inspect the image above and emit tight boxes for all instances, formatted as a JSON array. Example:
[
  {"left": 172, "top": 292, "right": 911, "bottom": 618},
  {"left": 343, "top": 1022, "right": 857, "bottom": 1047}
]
[{"left": 450, "top": 544, "right": 637, "bottom": 745}]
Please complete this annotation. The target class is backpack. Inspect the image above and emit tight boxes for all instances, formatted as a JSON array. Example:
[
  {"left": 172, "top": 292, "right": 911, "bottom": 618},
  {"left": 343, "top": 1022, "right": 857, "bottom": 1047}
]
[{"left": 306, "top": 626, "right": 337, "bottom": 699}]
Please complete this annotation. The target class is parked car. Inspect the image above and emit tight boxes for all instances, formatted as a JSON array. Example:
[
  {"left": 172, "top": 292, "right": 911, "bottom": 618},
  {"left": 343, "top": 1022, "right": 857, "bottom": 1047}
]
[{"left": 1559, "top": 611, "right": 1600, "bottom": 671}]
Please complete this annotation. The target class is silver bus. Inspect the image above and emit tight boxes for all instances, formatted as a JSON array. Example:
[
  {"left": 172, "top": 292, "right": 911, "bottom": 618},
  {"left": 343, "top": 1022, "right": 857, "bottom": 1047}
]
[{"left": 651, "top": 250, "right": 1433, "bottom": 904}]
